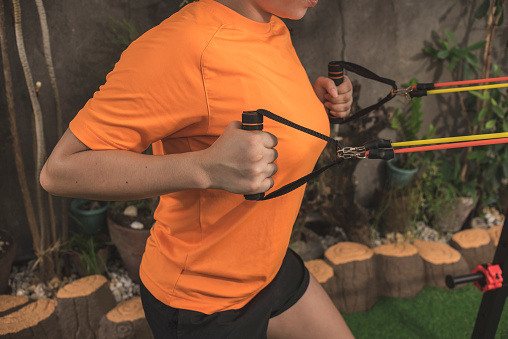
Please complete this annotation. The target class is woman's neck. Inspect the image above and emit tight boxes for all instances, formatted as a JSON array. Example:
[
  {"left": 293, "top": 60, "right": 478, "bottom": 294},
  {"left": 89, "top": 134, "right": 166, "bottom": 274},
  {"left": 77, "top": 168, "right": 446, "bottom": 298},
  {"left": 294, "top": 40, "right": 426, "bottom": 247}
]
[{"left": 214, "top": 0, "right": 272, "bottom": 23}]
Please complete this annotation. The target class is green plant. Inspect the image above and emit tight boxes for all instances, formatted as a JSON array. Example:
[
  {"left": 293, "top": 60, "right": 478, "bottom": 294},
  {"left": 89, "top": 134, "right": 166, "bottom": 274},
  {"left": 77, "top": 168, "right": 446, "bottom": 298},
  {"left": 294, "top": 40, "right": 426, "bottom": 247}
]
[
  {"left": 373, "top": 184, "right": 421, "bottom": 237},
  {"left": 424, "top": 29, "right": 485, "bottom": 80},
  {"left": 390, "top": 79, "right": 435, "bottom": 170},
  {"left": 64, "top": 234, "right": 110, "bottom": 277},
  {"left": 415, "top": 154, "right": 478, "bottom": 226},
  {"left": 467, "top": 83, "right": 508, "bottom": 206},
  {"left": 422, "top": 0, "right": 507, "bottom": 210}
]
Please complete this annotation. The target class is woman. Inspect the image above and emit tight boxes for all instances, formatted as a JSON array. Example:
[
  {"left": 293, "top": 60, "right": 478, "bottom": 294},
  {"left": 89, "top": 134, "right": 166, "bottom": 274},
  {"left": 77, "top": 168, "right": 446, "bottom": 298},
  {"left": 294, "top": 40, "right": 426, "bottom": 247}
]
[{"left": 41, "top": 0, "right": 355, "bottom": 337}]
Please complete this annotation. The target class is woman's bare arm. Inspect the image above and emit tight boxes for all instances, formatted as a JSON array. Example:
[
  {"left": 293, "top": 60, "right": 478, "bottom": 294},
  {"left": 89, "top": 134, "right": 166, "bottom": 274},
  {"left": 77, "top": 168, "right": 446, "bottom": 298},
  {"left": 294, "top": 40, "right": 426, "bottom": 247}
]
[{"left": 40, "top": 122, "right": 278, "bottom": 201}]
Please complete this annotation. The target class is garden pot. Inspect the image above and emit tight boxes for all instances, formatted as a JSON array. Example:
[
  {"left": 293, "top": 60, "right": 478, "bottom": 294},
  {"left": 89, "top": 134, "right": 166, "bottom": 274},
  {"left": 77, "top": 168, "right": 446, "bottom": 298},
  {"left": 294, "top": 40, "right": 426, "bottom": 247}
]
[
  {"left": 70, "top": 199, "right": 111, "bottom": 234},
  {"left": 385, "top": 159, "right": 418, "bottom": 188},
  {"left": 107, "top": 217, "right": 150, "bottom": 282},
  {"left": 0, "top": 229, "right": 16, "bottom": 294},
  {"left": 434, "top": 197, "right": 475, "bottom": 233}
]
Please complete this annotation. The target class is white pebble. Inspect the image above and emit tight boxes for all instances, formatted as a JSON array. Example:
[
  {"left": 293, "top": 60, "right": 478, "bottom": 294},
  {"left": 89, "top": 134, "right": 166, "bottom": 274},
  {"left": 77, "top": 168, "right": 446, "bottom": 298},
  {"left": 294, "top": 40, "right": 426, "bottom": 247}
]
[
  {"left": 16, "top": 289, "right": 27, "bottom": 296},
  {"left": 130, "top": 221, "right": 144, "bottom": 230},
  {"left": 123, "top": 205, "right": 138, "bottom": 217},
  {"left": 112, "top": 289, "right": 122, "bottom": 302}
]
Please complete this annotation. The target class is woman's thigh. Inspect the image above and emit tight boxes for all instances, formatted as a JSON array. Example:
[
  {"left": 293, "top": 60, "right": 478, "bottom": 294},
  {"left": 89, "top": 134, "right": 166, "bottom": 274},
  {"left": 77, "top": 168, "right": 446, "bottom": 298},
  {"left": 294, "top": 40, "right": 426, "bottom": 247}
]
[{"left": 266, "top": 274, "right": 355, "bottom": 339}]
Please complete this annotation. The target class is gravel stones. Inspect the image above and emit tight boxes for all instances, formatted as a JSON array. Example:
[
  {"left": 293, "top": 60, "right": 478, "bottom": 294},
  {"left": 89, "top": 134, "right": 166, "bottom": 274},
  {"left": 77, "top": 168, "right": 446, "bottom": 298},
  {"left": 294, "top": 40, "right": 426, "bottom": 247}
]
[{"left": 9, "top": 256, "right": 139, "bottom": 303}]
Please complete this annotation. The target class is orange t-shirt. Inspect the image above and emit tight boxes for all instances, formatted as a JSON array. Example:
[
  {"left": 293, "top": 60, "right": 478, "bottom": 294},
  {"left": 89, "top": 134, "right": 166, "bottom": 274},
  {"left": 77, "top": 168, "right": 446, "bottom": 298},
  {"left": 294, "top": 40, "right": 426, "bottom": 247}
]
[{"left": 69, "top": 0, "right": 329, "bottom": 314}]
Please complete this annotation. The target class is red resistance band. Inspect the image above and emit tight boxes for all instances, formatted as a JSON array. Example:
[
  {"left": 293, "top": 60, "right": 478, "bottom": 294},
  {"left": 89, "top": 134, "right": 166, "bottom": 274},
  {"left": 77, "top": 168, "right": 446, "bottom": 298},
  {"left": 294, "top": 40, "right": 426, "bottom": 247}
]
[
  {"left": 432, "top": 76, "right": 508, "bottom": 88},
  {"left": 410, "top": 76, "right": 508, "bottom": 97}
]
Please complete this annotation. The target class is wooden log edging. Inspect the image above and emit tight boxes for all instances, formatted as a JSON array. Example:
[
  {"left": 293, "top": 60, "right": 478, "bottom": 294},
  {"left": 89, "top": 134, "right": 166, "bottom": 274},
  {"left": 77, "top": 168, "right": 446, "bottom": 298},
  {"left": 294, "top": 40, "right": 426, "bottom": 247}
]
[
  {"left": 0, "top": 298, "right": 61, "bottom": 338},
  {"left": 449, "top": 229, "right": 496, "bottom": 270},
  {"left": 304, "top": 259, "right": 336, "bottom": 303},
  {"left": 56, "top": 274, "right": 116, "bottom": 339},
  {"left": 98, "top": 296, "right": 153, "bottom": 339},
  {"left": 373, "top": 242, "right": 425, "bottom": 298},
  {"left": 487, "top": 225, "right": 502, "bottom": 247},
  {"left": 413, "top": 240, "right": 470, "bottom": 289},
  {"left": 324, "top": 242, "right": 377, "bottom": 313},
  {"left": 0, "top": 295, "right": 29, "bottom": 318}
]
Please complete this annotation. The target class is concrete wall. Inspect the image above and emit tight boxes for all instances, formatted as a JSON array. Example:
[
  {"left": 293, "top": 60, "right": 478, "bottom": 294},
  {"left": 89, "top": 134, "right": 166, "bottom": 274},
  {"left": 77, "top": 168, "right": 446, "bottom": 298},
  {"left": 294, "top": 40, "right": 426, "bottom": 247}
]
[{"left": 1, "top": 0, "right": 506, "bottom": 260}]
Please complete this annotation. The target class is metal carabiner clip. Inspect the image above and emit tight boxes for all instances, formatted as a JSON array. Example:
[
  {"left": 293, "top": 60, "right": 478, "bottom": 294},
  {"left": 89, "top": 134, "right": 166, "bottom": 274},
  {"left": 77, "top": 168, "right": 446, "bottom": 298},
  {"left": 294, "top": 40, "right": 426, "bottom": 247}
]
[
  {"left": 393, "top": 86, "right": 414, "bottom": 100},
  {"left": 337, "top": 146, "right": 367, "bottom": 159}
]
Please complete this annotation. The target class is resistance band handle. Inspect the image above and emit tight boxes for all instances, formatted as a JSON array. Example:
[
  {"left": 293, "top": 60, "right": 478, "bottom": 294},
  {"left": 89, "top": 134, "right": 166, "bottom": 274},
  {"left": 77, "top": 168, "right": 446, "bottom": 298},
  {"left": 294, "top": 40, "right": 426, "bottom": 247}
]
[
  {"left": 445, "top": 273, "right": 485, "bottom": 289},
  {"left": 242, "top": 111, "right": 265, "bottom": 201},
  {"left": 328, "top": 62, "right": 345, "bottom": 124},
  {"left": 364, "top": 139, "right": 392, "bottom": 150},
  {"left": 416, "top": 83, "right": 435, "bottom": 90},
  {"left": 409, "top": 83, "right": 433, "bottom": 98},
  {"left": 367, "top": 148, "right": 394, "bottom": 160}
]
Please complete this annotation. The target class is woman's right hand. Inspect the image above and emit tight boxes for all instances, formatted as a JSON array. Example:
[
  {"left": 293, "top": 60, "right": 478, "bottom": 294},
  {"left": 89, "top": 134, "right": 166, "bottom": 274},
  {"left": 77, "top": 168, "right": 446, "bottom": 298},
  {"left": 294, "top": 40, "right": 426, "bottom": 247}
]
[{"left": 200, "top": 121, "right": 278, "bottom": 195}]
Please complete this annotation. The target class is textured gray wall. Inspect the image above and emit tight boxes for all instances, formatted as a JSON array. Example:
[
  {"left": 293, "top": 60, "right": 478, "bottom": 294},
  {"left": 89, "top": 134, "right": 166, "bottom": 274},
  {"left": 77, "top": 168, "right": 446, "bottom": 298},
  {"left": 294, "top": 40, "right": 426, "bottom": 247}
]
[{"left": 1, "top": 0, "right": 506, "bottom": 259}]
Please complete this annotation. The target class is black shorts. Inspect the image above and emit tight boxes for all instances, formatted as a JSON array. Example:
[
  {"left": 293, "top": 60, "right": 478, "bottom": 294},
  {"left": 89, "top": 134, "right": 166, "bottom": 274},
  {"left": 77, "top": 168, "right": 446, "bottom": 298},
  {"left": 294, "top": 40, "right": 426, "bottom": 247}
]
[{"left": 140, "top": 248, "right": 310, "bottom": 339}]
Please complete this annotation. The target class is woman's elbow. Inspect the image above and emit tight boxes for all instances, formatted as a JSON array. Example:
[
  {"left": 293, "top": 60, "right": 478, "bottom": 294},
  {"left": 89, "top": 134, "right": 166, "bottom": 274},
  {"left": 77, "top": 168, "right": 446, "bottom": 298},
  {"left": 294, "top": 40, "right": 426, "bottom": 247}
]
[{"left": 39, "top": 161, "right": 64, "bottom": 196}]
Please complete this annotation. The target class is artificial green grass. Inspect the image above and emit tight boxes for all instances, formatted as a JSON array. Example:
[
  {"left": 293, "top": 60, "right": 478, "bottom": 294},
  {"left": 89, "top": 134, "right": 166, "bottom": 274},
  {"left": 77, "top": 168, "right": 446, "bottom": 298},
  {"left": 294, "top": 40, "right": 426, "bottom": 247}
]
[{"left": 343, "top": 284, "right": 508, "bottom": 339}]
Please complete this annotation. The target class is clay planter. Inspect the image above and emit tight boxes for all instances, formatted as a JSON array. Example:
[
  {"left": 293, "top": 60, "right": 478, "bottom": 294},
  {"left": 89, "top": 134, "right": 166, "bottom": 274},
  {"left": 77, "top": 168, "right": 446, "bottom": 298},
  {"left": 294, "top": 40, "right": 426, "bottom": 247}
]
[
  {"left": 70, "top": 199, "right": 111, "bottom": 235},
  {"left": 434, "top": 197, "right": 475, "bottom": 233},
  {"left": 0, "top": 229, "right": 16, "bottom": 294},
  {"left": 108, "top": 218, "right": 150, "bottom": 282},
  {"left": 385, "top": 159, "right": 418, "bottom": 188}
]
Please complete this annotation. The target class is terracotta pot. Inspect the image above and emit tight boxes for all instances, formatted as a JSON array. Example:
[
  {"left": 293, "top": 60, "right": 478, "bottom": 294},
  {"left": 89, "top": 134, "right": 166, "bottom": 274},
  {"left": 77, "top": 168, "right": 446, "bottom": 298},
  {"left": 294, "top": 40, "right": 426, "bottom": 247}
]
[
  {"left": 0, "top": 229, "right": 16, "bottom": 294},
  {"left": 434, "top": 197, "right": 475, "bottom": 233},
  {"left": 107, "top": 218, "right": 150, "bottom": 282}
]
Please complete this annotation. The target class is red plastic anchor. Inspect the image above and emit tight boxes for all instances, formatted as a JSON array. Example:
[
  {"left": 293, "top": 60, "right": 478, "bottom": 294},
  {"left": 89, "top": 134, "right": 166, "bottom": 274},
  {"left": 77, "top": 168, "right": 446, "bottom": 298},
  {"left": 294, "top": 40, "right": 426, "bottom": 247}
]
[{"left": 472, "top": 264, "right": 503, "bottom": 293}]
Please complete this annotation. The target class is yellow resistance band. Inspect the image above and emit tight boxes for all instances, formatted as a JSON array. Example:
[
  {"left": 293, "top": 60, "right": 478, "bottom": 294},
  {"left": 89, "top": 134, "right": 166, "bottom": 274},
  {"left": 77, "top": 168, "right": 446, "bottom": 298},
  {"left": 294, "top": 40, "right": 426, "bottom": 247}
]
[
  {"left": 427, "top": 83, "right": 508, "bottom": 95},
  {"left": 392, "top": 132, "right": 508, "bottom": 147}
]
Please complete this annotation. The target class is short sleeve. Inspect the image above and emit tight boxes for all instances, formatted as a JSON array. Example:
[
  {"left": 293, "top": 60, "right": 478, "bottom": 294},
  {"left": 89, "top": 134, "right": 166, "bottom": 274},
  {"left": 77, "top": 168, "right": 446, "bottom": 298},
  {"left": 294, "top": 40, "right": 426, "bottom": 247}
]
[{"left": 69, "top": 21, "right": 209, "bottom": 153}]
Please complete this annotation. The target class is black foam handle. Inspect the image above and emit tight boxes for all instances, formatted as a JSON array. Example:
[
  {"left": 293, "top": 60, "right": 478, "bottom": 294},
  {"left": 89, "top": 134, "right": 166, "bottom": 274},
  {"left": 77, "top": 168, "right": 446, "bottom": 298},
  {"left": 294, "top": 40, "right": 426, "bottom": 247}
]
[
  {"left": 328, "top": 62, "right": 345, "bottom": 124},
  {"left": 242, "top": 111, "right": 265, "bottom": 201}
]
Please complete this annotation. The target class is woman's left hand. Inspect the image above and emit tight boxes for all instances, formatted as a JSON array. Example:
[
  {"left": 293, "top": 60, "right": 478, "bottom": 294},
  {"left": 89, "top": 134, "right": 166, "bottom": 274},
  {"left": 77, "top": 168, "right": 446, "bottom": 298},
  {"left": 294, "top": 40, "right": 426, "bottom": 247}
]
[{"left": 313, "top": 76, "right": 353, "bottom": 118}]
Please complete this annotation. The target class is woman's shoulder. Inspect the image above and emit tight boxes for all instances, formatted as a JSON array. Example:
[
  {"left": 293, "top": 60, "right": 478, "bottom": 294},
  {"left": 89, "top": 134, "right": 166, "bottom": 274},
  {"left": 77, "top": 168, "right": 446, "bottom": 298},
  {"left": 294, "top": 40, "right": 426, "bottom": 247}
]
[{"left": 120, "top": 9, "right": 223, "bottom": 71}]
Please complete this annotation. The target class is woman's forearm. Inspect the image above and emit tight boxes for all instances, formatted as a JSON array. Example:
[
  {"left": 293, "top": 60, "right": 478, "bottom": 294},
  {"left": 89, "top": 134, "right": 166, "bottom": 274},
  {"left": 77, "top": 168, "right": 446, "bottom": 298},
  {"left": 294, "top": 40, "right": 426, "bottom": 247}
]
[
  {"left": 40, "top": 147, "right": 210, "bottom": 201},
  {"left": 40, "top": 123, "right": 278, "bottom": 201}
]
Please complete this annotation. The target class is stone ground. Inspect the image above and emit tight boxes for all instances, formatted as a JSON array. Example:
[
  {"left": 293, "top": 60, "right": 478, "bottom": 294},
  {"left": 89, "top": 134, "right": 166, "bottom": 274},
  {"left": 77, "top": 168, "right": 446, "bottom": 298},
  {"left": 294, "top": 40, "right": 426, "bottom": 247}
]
[{"left": 8, "top": 249, "right": 138, "bottom": 303}]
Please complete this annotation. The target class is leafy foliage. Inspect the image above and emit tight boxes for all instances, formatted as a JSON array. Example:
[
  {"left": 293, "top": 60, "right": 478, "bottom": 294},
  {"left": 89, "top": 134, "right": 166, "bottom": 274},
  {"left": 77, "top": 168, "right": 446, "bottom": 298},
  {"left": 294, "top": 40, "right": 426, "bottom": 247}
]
[
  {"left": 390, "top": 79, "right": 435, "bottom": 170},
  {"left": 64, "top": 234, "right": 110, "bottom": 277},
  {"left": 424, "top": 29, "right": 485, "bottom": 79},
  {"left": 421, "top": 1, "right": 508, "bottom": 209}
]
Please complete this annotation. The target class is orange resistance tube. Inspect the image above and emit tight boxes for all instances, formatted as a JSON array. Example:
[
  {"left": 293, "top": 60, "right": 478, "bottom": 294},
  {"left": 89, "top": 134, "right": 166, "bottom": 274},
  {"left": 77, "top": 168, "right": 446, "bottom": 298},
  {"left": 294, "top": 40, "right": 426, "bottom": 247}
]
[{"left": 393, "top": 137, "right": 508, "bottom": 154}]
